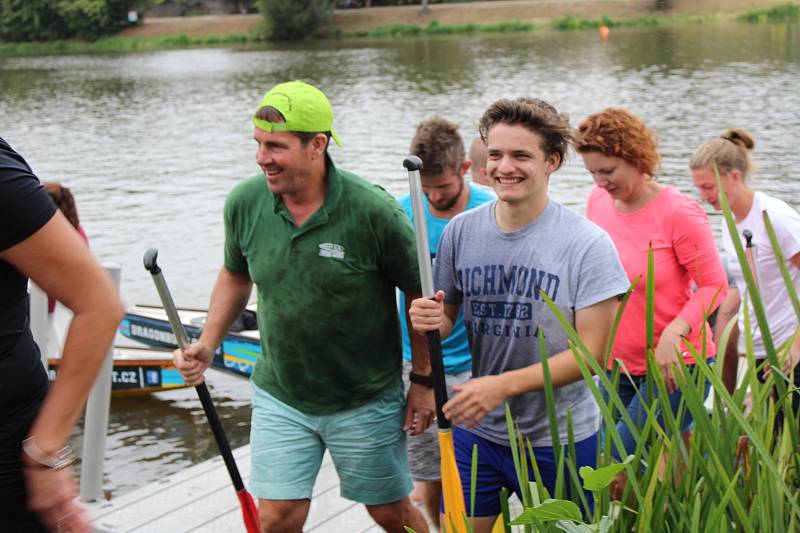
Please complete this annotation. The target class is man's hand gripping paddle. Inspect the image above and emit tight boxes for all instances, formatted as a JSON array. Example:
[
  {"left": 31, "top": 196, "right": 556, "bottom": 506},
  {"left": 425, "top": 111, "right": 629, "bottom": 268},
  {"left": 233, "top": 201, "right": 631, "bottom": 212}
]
[
  {"left": 143, "top": 248, "right": 260, "bottom": 533},
  {"left": 404, "top": 156, "right": 467, "bottom": 532}
]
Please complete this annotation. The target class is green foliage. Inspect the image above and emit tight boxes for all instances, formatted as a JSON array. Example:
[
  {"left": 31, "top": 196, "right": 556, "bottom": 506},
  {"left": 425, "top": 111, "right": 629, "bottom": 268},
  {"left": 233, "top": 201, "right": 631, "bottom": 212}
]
[
  {"left": 0, "top": 33, "right": 252, "bottom": 56},
  {"left": 57, "top": 0, "right": 110, "bottom": 41},
  {"left": 551, "top": 15, "right": 615, "bottom": 30},
  {"left": 578, "top": 456, "right": 633, "bottom": 491},
  {"left": 551, "top": 14, "right": 665, "bottom": 31},
  {"left": 257, "top": 0, "right": 334, "bottom": 41},
  {"left": 737, "top": 3, "right": 800, "bottom": 23},
  {"left": 0, "top": 0, "right": 142, "bottom": 41},
  {"left": 0, "top": 0, "right": 66, "bottom": 41},
  {"left": 327, "top": 19, "right": 534, "bottom": 39},
  {"left": 550, "top": 13, "right": 718, "bottom": 31},
  {"left": 369, "top": 23, "right": 422, "bottom": 37},
  {"left": 509, "top": 499, "right": 582, "bottom": 525}
]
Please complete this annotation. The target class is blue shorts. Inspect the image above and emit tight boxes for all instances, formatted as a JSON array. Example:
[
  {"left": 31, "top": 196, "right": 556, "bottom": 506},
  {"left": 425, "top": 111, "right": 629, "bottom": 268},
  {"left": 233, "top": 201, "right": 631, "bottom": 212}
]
[
  {"left": 249, "top": 383, "right": 412, "bottom": 505},
  {"left": 453, "top": 427, "right": 597, "bottom": 517}
]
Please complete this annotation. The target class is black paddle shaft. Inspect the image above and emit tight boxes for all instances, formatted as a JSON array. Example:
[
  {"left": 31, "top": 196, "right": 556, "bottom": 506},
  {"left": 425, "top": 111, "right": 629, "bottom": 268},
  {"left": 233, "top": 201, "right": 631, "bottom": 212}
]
[
  {"left": 143, "top": 248, "right": 245, "bottom": 491},
  {"left": 426, "top": 330, "right": 451, "bottom": 430},
  {"left": 195, "top": 383, "right": 246, "bottom": 491},
  {"left": 404, "top": 155, "right": 453, "bottom": 430}
]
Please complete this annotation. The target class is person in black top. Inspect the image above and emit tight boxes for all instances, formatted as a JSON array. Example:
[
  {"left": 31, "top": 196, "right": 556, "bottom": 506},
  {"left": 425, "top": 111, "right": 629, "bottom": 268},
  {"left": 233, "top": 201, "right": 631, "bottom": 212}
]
[{"left": 0, "top": 137, "right": 124, "bottom": 533}]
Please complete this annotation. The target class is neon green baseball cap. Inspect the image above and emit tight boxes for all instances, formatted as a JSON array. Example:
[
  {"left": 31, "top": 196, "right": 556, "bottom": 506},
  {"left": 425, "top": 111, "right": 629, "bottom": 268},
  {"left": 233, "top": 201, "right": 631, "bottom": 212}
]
[{"left": 252, "top": 80, "right": 342, "bottom": 147}]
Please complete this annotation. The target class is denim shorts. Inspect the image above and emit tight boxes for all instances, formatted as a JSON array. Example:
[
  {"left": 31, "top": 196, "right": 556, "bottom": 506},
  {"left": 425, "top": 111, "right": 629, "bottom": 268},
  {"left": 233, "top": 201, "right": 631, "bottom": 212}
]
[
  {"left": 249, "top": 383, "right": 412, "bottom": 505},
  {"left": 602, "top": 364, "right": 711, "bottom": 461}
]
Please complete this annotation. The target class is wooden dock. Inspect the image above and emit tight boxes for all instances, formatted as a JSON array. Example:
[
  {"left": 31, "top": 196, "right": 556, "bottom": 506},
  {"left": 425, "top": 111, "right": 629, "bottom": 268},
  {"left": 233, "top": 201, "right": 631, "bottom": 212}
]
[{"left": 88, "top": 445, "right": 388, "bottom": 532}]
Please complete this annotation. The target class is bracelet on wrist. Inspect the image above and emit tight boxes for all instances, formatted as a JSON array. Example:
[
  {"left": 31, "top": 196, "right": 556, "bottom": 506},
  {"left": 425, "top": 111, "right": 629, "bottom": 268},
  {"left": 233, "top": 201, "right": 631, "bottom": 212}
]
[
  {"left": 22, "top": 437, "right": 76, "bottom": 470},
  {"left": 409, "top": 371, "right": 434, "bottom": 388}
]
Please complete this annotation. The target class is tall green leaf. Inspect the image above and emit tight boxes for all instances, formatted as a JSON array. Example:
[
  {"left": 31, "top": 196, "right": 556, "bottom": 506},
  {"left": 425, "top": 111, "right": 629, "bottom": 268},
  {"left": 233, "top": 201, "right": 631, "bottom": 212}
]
[
  {"left": 509, "top": 499, "right": 582, "bottom": 524},
  {"left": 646, "top": 243, "right": 655, "bottom": 350},
  {"left": 714, "top": 162, "right": 784, "bottom": 397},
  {"left": 579, "top": 455, "right": 634, "bottom": 490}
]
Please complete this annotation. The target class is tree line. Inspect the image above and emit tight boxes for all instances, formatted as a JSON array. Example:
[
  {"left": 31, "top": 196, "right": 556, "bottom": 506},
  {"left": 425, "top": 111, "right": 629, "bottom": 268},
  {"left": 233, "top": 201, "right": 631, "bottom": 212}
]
[
  {"left": 0, "top": 1, "right": 673, "bottom": 43},
  {"left": 261, "top": 0, "right": 452, "bottom": 40},
  {"left": 0, "top": 0, "right": 150, "bottom": 41},
  {"left": 263, "top": 0, "right": 671, "bottom": 41}
]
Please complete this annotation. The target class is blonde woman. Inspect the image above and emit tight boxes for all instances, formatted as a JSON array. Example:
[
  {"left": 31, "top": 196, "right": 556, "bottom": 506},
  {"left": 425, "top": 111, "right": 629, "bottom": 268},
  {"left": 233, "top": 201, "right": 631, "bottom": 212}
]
[{"left": 690, "top": 128, "right": 800, "bottom": 421}]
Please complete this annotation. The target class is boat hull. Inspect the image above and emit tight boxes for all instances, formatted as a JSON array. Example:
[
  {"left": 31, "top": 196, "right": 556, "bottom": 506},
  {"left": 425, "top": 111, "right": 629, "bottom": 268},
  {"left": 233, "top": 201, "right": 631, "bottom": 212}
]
[
  {"left": 119, "top": 305, "right": 259, "bottom": 379},
  {"left": 48, "top": 346, "right": 188, "bottom": 395}
]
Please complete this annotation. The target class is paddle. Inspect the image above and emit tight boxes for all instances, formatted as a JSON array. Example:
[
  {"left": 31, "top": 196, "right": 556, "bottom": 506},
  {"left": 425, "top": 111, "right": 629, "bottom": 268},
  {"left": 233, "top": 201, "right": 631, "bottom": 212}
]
[
  {"left": 143, "top": 248, "right": 260, "bottom": 533},
  {"left": 743, "top": 229, "right": 760, "bottom": 290},
  {"left": 404, "top": 156, "right": 467, "bottom": 532}
]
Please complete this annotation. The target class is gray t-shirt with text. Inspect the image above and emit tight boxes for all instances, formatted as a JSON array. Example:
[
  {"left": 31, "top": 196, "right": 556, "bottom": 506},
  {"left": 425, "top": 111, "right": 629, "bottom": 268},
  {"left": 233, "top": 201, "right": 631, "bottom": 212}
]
[{"left": 435, "top": 200, "right": 629, "bottom": 447}]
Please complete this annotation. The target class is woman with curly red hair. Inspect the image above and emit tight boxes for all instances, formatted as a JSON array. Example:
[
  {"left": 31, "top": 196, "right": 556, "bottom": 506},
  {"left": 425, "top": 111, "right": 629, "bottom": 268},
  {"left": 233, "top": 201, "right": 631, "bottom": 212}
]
[{"left": 575, "top": 108, "right": 728, "bottom": 463}]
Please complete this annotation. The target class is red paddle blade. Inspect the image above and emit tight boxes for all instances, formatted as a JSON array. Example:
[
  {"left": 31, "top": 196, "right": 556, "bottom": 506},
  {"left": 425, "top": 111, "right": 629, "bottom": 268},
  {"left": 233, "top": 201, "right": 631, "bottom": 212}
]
[{"left": 237, "top": 489, "right": 260, "bottom": 533}]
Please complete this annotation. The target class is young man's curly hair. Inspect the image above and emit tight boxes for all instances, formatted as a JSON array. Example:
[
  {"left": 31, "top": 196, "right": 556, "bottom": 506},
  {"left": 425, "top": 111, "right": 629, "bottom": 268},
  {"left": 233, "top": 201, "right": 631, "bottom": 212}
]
[{"left": 478, "top": 97, "right": 574, "bottom": 170}]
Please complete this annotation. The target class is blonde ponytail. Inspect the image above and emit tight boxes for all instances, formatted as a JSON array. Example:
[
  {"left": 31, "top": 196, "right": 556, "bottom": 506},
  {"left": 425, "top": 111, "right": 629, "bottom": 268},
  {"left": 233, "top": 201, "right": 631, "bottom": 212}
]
[{"left": 690, "top": 127, "right": 756, "bottom": 179}]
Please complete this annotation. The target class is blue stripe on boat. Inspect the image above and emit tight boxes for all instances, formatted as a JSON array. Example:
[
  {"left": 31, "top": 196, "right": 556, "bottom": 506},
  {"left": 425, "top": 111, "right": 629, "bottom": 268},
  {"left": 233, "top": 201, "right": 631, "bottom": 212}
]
[{"left": 161, "top": 369, "right": 186, "bottom": 386}]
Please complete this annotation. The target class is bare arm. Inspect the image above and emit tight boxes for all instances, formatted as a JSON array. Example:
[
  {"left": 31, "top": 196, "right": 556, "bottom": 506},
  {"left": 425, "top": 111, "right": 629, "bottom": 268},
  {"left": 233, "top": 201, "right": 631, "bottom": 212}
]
[
  {"left": 1, "top": 213, "right": 124, "bottom": 533},
  {"left": 653, "top": 317, "right": 691, "bottom": 393},
  {"left": 443, "top": 297, "right": 618, "bottom": 428},
  {"left": 174, "top": 267, "right": 252, "bottom": 385},
  {"left": 403, "top": 292, "right": 435, "bottom": 435},
  {"left": 200, "top": 267, "right": 253, "bottom": 349},
  {"left": 0, "top": 212, "right": 124, "bottom": 455},
  {"left": 713, "top": 287, "right": 741, "bottom": 394},
  {"left": 405, "top": 292, "right": 431, "bottom": 375},
  {"left": 500, "top": 297, "right": 617, "bottom": 394}
]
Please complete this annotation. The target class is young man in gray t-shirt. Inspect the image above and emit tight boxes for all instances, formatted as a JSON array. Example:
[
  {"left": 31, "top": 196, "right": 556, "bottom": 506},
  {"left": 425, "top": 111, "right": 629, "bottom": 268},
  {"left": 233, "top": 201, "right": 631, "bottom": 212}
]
[{"left": 410, "top": 98, "right": 629, "bottom": 531}]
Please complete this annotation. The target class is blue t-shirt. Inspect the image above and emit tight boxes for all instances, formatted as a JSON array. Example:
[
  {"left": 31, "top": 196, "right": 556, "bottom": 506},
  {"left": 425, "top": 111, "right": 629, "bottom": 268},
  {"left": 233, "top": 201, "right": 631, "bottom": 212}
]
[{"left": 398, "top": 182, "right": 495, "bottom": 374}]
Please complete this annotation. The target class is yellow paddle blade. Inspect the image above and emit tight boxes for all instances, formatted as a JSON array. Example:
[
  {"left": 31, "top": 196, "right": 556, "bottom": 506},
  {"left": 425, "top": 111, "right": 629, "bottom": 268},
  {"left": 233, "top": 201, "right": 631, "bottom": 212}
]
[
  {"left": 491, "top": 514, "right": 506, "bottom": 533},
  {"left": 439, "top": 429, "right": 467, "bottom": 533}
]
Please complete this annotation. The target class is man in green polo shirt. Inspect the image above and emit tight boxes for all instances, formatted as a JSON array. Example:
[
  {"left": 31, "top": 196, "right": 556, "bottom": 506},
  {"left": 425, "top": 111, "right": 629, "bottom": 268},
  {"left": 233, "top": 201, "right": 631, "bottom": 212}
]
[{"left": 173, "top": 81, "right": 433, "bottom": 533}]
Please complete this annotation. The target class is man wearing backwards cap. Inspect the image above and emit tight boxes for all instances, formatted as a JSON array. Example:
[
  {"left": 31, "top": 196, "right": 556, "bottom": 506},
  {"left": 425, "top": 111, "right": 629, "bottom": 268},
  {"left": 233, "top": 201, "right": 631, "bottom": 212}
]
[{"left": 173, "top": 80, "right": 433, "bottom": 533}]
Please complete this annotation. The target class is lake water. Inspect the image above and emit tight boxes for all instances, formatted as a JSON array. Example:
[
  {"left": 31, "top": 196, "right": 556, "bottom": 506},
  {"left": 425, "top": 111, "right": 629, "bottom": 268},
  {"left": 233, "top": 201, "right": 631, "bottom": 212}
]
[{"left": 1, "top": 20, "right": 798, "bottom": 499}]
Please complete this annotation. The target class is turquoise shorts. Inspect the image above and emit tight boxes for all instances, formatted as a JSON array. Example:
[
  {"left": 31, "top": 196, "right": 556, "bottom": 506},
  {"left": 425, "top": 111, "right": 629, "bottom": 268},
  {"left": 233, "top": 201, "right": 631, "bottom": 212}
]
[{"left": 249, "top": 383, "right": 413, "bottom": 505}]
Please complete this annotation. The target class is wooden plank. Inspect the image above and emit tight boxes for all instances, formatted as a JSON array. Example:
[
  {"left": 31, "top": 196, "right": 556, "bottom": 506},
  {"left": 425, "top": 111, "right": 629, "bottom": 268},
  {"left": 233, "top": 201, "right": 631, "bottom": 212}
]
[
  {"left": 307, "top": 500, "right": 374, "bottom": 532},
  {"left": 199, "top": 483, "right": 364, "bottom": 532},
  {"left": 90, "top": 448, "right": 253, "bottom": 532},
  {"left": 88, "top": 447, "right": 356, "bottom": 532}
]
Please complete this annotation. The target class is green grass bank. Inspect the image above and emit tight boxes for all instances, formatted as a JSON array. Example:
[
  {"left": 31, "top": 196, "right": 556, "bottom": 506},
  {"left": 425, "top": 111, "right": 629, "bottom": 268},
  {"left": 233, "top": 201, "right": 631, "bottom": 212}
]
[{"left": 0, "top": 2, "right": 798, "bottom": 57}]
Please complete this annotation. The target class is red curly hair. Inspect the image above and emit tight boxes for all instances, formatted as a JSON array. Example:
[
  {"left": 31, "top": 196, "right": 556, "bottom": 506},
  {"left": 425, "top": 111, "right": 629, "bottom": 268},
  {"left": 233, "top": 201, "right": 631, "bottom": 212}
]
[{"left": 574, "top": 108, "right": 660, "bottom": 177}]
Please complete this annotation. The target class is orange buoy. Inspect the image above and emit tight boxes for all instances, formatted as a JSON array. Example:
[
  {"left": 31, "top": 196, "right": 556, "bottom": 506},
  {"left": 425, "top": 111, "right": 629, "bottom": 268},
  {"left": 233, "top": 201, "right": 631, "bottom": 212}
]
[{"left": 599, "top": 25, "right": 610, "bottom": 39}]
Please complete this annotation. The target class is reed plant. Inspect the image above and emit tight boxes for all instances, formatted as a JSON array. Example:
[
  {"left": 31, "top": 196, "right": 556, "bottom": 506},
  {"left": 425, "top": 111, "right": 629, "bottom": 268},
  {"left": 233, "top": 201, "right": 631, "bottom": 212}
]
[{"left": 411, "top": 162, "right": 800, "bottom": 532}]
